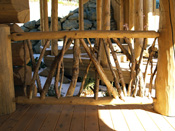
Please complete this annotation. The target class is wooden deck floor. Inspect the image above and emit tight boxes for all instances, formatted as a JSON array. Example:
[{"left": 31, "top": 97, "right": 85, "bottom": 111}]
[{"left": 0, "top": 104, "right": 175, "bottom": 131}]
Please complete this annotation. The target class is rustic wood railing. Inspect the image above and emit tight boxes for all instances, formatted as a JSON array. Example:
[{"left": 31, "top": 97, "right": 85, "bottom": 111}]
[{"left": 11, "top": 30, "right": 159, "bottom": 105}]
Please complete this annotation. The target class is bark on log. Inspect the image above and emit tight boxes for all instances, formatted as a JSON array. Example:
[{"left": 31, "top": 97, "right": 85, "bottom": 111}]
[
  {"left": 94, "top": 39, "right": 102, "bottom": 100},
  {"left": 0, "top": 25, "right": 16, "bottom": 115},
  {"left": 41, "top": 39, "right": 73, "bottom": 99},
  {"left": 103, "top": 39, "right": 124, "bottom": 99},
  {"left": 124, "top": 37, "right": 136, "bottom": 96},
  {"left": 107, "top": 38, "right": 127, "bottom": 96},
  {"left": 29, "top": 40, "right": 50, "bottom": 99},
  {"left": 54, "top": 37, "right": 67, "bottom": 98},
  {"left": 27, "top": 40, "right": 42, "bottom": 94},
  {"left": 112, "top": 38, "right": 131, "bottom": 60},
  {"left": 66, "top": 39, "right": 80, "bottom": 96},
  {"left": 80, "top": 38, "right": 118, "bottom": 98}
]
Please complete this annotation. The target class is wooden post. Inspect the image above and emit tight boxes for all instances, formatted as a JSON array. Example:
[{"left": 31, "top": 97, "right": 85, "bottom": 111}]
[
  {"left": 51, "top": 0, "right": 58, "bottom": 56},
  {"left": 79, "top": 0, "right": 84, "bottom": 30},
  {"left": 43, "top": 0, "right": 49, "bottom": 48},
  {"left": 120, "top": 0, "right": 124, "bottom": 42},
  {"left": 97, "top": 0, "right": 102, "bottom": 30},
  {"left": 144, "top": 0, "right": 153, "bottom": 45},
  {"left": 0, "top": 25, "right": 16, "bottom": 115},
  {"left": 134, "top": 0, "right": 144, "bottom": 60},
  {"left": 40, "top": 0, "right": 44, "bottom": 46},
  {"left": 101, "top": 0, "right": 110, "bottom": 67},
  {"left": 154, "top": 0, "right": 175, "bottom": 116}
]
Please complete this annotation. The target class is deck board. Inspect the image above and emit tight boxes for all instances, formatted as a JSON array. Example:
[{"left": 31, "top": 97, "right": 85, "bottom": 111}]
[
  {"left": 55, "top": 105, "right": 74, "bottom": 131},
  {"left": 0, "top": 104, "right": 175, "bottom": 131},
  {"left": 85, "top": 105, "right": 99, "bottom": 131},
  {"left": 40, "top": 105, "right": 63, "bottom": 131}
]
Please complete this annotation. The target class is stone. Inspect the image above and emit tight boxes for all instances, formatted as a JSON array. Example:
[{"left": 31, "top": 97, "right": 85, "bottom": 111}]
[
  {"left": 84, "top": 19, "right": 92, "bottom": 30},
  {"left": 87, "top": 9, "right": 96, "bottom": 20},
  {"left": 58, "top": 21, "right": 62, "bottom": 31},
  {"left": 88, "top": 3, "right": 96, "bottom": 8},
  {"left": 68, "top": 13, "right": 79, "bottom": 20},
  {"left": 63, "top": 20, "right": 79, "bottom": 30},
  {"left": 33, "top": 40, "right": 41, "bottom": 54},
  {"left": 21, "top": 26, "right": 29, "bottom": 32},
  {"left": 24, "top": 20, "right": 36, "bottom": 29},
  {"left": 60, "top": 16, "right": 67, "bottom": 23},
  {"left": 36, "top": 19, "right": 40, "bottom": 26},
  {"left": 29, "top": 28, "right": 38, "bottom": 32}
]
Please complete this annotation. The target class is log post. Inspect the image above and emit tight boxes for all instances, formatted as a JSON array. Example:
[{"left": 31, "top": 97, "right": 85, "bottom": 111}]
[
  {"left": 79, "top": 0, "right": 84, "bottom": 30},
  {"left": 154, "top": 0, "right": 175, "bottom": 116},
  {"left": 134, "top": 0, "right": 144, "bottom": 60},
  {"left": 101, "top": 0, "right": 110, "bottom": 67},
  {"left": 43, "top": 0, "right": 50, "bottom": 48},
  {"left": 144, "top": 0, "right": 153, "bottom": 45},
  {"left": 120, "top": 0, "right": 124, "bottom": 42},
  {"left": 51, "top": 0, "right": 58, "bottom": 56},
  {"left": 40, "top": 0, "right": 45, "bottom": 47},
  {"left": 0, "top": 25, "right": 16, "bottom": 115}
]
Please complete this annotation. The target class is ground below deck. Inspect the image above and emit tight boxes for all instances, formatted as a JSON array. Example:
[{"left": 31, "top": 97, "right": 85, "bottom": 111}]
[{"left": 0, "top": 104, "right": 175, "bottom": 131}]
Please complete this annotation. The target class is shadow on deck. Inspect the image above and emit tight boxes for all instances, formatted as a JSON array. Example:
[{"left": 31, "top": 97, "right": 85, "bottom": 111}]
[{"left": 0, "top": 103, "right": 175, "bottom": 131}]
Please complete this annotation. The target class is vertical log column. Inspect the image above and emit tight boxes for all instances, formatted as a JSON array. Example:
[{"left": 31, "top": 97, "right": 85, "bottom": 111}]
[
  {"left": 43, "top": 0, "right": 49, "bottom": 48},
  {"left": 40, "top": 0, "right": 44, "bottom": 46},
  {"left": 129, "top": 0, "right": 135, "bottom": 32},
  {"left": 120, "top": 0, "right": 124, "bottom": 42},
  {"left": 134, "top": 0, "right": 144, "bottom": 60},
  {"left": 0, "top": 25, "right": 16, "bottom": 115},
  {"left": 154, "top": 0, "right": 175, "bottom": 116},
  {"left": 51, "top": 0, "right": 58, "bottom": 56},
  {"left": 144, "top": 0, "right": 153, "bottom": 45},
  {"left": 101, "top": 0, "right": 110, "bottom": 67}
]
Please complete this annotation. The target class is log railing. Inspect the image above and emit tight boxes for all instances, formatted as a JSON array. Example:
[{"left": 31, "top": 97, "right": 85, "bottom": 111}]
[{"left": 11, "top": 30, "right": 159, "bottom": 105}]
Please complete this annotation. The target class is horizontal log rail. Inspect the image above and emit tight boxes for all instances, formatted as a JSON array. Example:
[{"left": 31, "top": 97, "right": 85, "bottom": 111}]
[
  {"left": 10, "top": 30, "right": 159, "bottom": 41},
  {"left": 15, "top": 96, "right": 153, "bottom": 105}
]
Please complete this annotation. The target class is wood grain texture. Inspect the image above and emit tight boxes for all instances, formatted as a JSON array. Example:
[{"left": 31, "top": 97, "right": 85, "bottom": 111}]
[{"left": 0, "top": 25, "right": 16, "bottom": 115}]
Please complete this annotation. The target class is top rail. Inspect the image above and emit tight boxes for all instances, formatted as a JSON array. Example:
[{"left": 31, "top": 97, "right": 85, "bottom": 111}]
[{"left": 10, "top": 30, "right": 159, "bottom": 41}]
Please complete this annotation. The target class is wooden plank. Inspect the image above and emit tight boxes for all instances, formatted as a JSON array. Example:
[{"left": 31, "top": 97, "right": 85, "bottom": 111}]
[
  {"left": 12, "top": 104, "right": 41, "bottom": 130},
  {"left": 98, "top": 105, "right": 114, "bottom": 131},
  {"left": 132, "top": 105, "right": 160, "bottom": 131},
  {"left": 15, "top": 96, "right": 153, "bottom": 105},
  {"left": 55, "top": 105, "right": 74, "bottom": 131},
  {"left": 40, "top": 105, "right": 63, "bottom": 131},
  {"left": 0, "top": 104, "right": 31, "bottom": 130},
  {"left": 163, "top": 116, "right": 175, "bottom": 130},
  {"left": 85, "top": 105, "right": 99, "bottom": 131},
  {"left": 11, "top": 30, "right": 160, "bottom": 41},
  {"left": 145, "top": 106, "right": 175, "bottom": 131},
  {"left": 69, "top": 105, "right": 86, "bottom": 131},
  {"left": 26, "top": 105, "right": 51, "bottom": 131},
  {"left": 0, "top": 114, "right": 11, "bottom": 127},
  {"left": 108, "top": 105, "right": 129, "bottom": 131},
  {"left": 120, "top": 105, "right": 145, "bottom": 131}
]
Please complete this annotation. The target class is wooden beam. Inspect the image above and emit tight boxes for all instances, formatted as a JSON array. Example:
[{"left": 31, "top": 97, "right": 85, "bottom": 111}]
[
  {"left": 154, "top": 0, "right": 175, "bottom": 116},
  {"left": 0, "top": 25, "right": 16, "bottom": 115},
  {"left": 129, "top": 0, "right": 135, "bottom": 31},
  {"left": 40, "top": 0, "right": 45, "bottom": 46},
  {"left": 51, "top": 0, "right": 58, "bottom": 56},
  {"left": 15, "top": 96, "right": 153, "bottom": 105},
  {"left": 11, "top": 30, "right": 159, "bottom": 41},
  {"left": 0, "top": 0, "right": 29, "bottom": 23}
]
